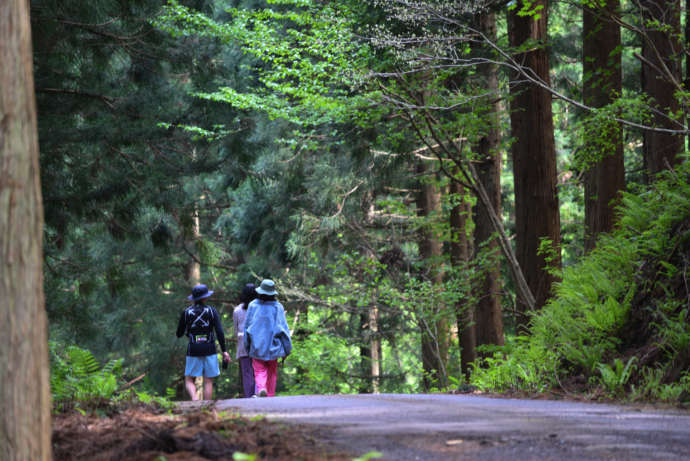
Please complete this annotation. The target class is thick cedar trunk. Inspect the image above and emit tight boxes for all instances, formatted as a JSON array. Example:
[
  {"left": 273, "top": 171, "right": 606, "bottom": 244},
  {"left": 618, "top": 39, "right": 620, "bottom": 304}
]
[
  {"left": 583, "top": 1, "right": 625, "bottom": 251},
  {"left": 0, "top": 1, "right": 52, "bottom": 459},
  {"left": 416, "top": 162, "right": 448, "bottom": 390},
  {"left": 640, "top": 0, "right": 683, "bottom": 178},
  {"left": 473, "top": 11, "right": 505, "bottom": 348},
  {"left": 449, "top": 179, "right": 475, "bottom": 378},
  {"left": 508, "top": 0, "right": 562, "bottom": 330}
]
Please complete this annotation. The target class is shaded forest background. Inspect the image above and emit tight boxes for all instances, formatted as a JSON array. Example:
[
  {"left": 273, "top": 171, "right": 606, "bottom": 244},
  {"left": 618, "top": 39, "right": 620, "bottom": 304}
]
[{"left": 28, "top": 0, "right": 690, "bottom": 405}]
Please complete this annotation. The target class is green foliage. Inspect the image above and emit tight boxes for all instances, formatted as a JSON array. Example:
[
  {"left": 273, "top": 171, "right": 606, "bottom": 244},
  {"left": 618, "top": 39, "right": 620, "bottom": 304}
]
[
  {"left": 352, "top": 451, "right": 384, "bottom": 461},
  {"left": 574, "top": 94, "right": 652, "bottom": 173},
  {"left": 50, "top": 342, "right": 123, "bottom": 412},
  {"left": 232, "top": 453, "right": 257, "bottom": 461},
  {"left": 472, "top": 160, "right": 690, "bottom": 401},
  {"left": 286, "top": 321, "right": 363, "bottom": 394},
  {"left": 154, "top": 0, "right": 371, "bottom": 127},
  {"left": 597, "top": 357, "right": 638, "bottom": 397},
  {"left": 50, "top": 342, "right": 175, "bottom": 413}
]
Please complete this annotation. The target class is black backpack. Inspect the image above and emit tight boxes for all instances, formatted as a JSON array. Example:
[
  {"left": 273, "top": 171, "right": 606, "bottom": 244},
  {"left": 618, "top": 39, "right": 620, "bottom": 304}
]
[{"left": 184, "top": 304, "right": 216, "bottom": 346}]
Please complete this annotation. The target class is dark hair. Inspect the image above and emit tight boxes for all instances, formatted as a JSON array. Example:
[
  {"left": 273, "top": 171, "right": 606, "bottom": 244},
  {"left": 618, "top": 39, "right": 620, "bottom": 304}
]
[
  {"left": 258, "top": 293, "right": 276, "bottom": 302},
  {"left": 240, "top": 283, "right": 257, "bottom": 309}
]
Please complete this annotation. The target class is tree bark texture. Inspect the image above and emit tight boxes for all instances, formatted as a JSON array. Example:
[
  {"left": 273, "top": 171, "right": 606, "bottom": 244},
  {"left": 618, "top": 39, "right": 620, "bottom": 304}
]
[
  {"left": 639, "top": 0, "right": 684, "bottom": 178},
  {"left": 582, "top": 0, "right": 625, "bottom": 251},
  {"left": 0, "top": 0, "right": 52, "bottom": 459},
  {"left": 686, "top": 0, "right": 690, "bottom": 149},
  {"left": 508, "top": 0, "right": 562, "bottom": 329},
  {"left": 449, "top": 179, "right": 475, "bottom": 378},
  {"left": 473, "top": 10, "right": 505, "bottom": 348},
  {"left": 415, "top": 162, "right": 448, "bottom": 390}
]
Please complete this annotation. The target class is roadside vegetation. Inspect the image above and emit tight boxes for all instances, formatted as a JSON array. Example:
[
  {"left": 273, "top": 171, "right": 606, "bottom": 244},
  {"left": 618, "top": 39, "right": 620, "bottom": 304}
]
[
  {"left": 471, "top": 162, "right": 690, "bottom": 405},
  {"left": 6, "top": 0, "right": 690, "bottom": 458}
]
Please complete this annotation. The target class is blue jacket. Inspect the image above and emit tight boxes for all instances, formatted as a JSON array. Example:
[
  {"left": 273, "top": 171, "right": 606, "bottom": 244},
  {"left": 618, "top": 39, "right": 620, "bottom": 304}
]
[{"left": 244, "top": 299, "right": 292, "bottom": 361}]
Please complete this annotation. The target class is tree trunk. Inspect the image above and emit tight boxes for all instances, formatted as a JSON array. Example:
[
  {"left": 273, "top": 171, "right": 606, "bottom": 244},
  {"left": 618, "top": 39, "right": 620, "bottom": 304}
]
[
  {"left": 582, "top": 0, "right": 625, "bottom": 251},
  {"left": 186, "top": 207, "right": 201, "bottom": 284},
  {"left": 415, "top": 162, "right": 448, "bottom": 390},
  {"left": 0, "top": 0, "right": 52, "bottom": 458},
  {"left": 686, "top": 0, "right": 690, "bottom": 149},
  {"left": 359, "top": 191, "right": 381, "bottom": 393},
  {"left": 449, "top": 178, "right": 475, "bottom": 378},
  {"left": 640, "top": 0, "right": 684, "bottom": 179},
  {"left": 508, "top": 0, "right": 562, "bottom": 330},
  {"left": 358, "top": 311, "right": 373, "bottom": 393},
  {"left": 186, "top": 198, "right": 202, "bottom": 399},
  {"left": 473, "top": 10, "right": 505, "bottom": 348}
]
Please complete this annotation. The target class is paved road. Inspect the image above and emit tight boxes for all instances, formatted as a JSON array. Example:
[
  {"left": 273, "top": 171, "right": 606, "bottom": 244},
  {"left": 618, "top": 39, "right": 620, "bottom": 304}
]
[{"left": 212, "top": 394, "right": 690, "bottom": 460}]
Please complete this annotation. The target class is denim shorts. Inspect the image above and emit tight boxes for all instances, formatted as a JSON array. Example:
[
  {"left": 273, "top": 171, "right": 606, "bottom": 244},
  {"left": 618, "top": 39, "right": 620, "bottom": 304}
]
[{"left": 184, "top": 354, "right": 220, "bottom": 378}]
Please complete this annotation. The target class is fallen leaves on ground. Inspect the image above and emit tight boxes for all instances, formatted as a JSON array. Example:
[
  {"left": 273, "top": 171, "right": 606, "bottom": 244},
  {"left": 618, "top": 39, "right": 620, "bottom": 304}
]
[{"left": 52, "top": 405, "right": 351, "bottom": 461}]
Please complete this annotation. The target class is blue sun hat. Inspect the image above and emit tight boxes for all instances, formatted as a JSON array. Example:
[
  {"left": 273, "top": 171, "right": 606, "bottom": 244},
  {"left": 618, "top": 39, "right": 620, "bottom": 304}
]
[
  {"left": 255, "top": 279, "right": 278, "bottom": 296},
  {"left": 188, "top": 284, "right": 214, "bottom": 301}
]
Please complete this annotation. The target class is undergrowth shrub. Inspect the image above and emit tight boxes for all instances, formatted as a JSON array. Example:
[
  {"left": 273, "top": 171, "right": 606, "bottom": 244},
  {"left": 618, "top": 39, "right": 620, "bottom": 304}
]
[
  {"left": 50, "top": 342, "right": 174, "bottom": 413},
  {"left": 471, "top": 161, "right": 690, "bottom": 403}
]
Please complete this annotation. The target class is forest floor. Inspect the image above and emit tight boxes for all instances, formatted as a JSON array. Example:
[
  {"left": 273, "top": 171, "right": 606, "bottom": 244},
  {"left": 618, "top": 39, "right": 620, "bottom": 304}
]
[
  {"left": 51, "top": 403, "right": 354, "bottom": 461},
  {"left": 51, "top": 392, "right": 690, "bottom": 461}
]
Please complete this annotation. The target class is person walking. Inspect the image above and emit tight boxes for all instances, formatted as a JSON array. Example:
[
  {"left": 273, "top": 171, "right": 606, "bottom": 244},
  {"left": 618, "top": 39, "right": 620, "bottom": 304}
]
[
  {"left": 244, "top": 279, "right": 292, "bottom": 397},
  {"left": 176, "top": 283, "right": 231, "bottom": 401},
  {"left": 233, "top": 283, "right": 257, "bottom": 398}
]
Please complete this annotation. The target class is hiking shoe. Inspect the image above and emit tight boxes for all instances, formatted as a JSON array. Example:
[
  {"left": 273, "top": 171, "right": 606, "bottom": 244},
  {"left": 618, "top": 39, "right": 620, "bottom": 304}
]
[{"left": 258, "top": 389, "right": 267, "bottom": 397}]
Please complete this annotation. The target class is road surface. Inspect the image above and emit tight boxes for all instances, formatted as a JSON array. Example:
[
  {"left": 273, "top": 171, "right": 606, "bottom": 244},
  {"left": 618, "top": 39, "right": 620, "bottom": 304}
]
[{"left": 210, "top": 393, "right": 690, "bottom": 460}]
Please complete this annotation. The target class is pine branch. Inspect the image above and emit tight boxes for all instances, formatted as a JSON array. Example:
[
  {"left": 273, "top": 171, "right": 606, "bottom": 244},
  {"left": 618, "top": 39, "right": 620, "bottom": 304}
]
[{"left": 35, "top": 87, "right": 116, "bottom": 109}]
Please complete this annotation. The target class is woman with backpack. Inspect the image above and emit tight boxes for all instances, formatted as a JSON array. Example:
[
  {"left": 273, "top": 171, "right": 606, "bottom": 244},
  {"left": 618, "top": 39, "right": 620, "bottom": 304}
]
[
  {"left": 243, "top": 279, "right": 292, "bottom": 397},
  {"left": 176, "top": 283, "right": 231, "bottom": 400}
]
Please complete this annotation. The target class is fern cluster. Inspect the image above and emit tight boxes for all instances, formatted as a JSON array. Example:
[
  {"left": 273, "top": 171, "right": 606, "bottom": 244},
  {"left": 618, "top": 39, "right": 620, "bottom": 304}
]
[
  {"left": 471, "top": 160, "right": 690, "bottom": 403},
  {"left": 50, "top": 342, "right": 175, "bottom": 413},
  {"left": 50, "top": 342, "right": 123, "bottom": 412}
]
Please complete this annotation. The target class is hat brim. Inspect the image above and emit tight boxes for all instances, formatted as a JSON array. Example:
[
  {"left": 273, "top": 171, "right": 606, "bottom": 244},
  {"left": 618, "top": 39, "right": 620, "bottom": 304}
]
[
  {"left": 255, "top": 287, "right": 277, "bottom": 296},
  {"left": 188, "top": 290, "right": 214, "bottom": 301}
]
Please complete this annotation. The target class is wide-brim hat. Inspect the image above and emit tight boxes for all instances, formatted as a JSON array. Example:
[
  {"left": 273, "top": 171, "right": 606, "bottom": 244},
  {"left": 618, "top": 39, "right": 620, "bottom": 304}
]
[
  {"left": 188, "top": 283, "right": 214, "bottom": 301},
  {"left": 255, "top": 279, "right": 277, "bottom": 296}
]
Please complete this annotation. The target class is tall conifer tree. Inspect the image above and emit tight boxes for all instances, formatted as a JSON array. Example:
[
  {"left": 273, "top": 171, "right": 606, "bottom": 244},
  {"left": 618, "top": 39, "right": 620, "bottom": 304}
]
[
  {"left": 582, "top": 0, "right": 624, "bottom": 250},
  {"left": 639, "top": 0, "right": 684, "bottom": 178},
  {"left": 508, "top": 0, "right": 562, "bottom": 326}
]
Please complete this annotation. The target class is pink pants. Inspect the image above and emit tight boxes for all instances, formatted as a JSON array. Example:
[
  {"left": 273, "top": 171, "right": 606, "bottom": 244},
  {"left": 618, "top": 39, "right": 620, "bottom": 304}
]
[{"left": 252, "top": 358, "right": 278, "bottom": 396}]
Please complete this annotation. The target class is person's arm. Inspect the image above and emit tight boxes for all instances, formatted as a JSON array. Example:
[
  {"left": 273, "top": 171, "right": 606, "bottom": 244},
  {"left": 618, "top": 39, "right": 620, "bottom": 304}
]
[
  {"left": 176, "top": 310, "right": 186, "bottom": 338},
  {"left": 243, "top": 303, "right": 255, "bottom": 355},
  {"left": 276, "top": 303, "right": 292, "bottom": 357},
  {"left": 213, "top": 307, "right": 231, "bottom": 363}
]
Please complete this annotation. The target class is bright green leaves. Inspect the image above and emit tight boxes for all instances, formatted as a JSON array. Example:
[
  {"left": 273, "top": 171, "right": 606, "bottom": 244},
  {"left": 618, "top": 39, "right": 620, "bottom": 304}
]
[
  {"left": 574, "top": 93, "right": 651, "bottom": 173},
  {"left": 507, "top": 0, "right": 545, "bottom": 21},
  {"left": 154, "top": 0, "right": 372, "bottom": 128}
]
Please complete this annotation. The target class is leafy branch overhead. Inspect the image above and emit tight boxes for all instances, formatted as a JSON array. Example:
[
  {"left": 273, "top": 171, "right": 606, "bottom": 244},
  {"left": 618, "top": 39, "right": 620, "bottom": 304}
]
[{"left": 154, "top": 0, "right": 372, "bottom": 127}]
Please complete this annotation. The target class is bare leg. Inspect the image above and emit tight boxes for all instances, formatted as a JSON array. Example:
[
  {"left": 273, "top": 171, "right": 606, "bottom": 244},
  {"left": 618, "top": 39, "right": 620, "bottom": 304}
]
[
  {"left": 203, "top": 377, "right": 214, "bottom": 400},
  {"left": 185, "top": 376, "right": 199, "bottom": 401}
]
